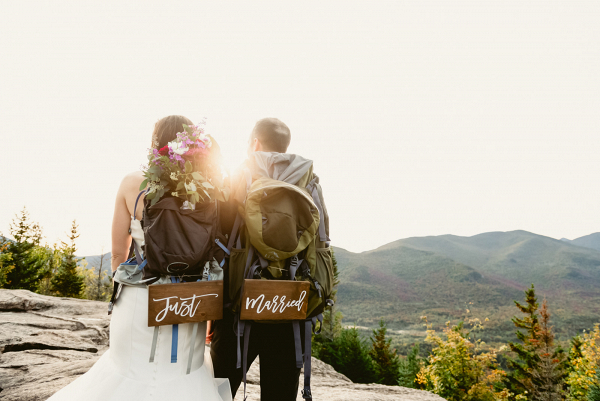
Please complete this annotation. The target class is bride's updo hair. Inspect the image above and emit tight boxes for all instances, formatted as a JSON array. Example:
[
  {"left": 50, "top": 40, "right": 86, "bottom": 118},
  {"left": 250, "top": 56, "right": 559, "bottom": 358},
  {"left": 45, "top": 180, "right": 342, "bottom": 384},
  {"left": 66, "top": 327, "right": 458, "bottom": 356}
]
[{"left": 151, "top": 115, "right": 193, "bottom": 149}]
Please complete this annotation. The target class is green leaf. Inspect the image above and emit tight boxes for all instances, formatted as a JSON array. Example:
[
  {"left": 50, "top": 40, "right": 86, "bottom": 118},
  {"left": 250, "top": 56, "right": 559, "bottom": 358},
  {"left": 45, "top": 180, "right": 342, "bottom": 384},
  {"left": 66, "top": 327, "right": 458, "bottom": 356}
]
[
  {"left": 202, "top": 182, "right": 214, "bottom": 189},
  {"left": 192, "top": 172, "right": 204, "bottom": 181},
  {"left": 151, "top": 196, "right": 159, "bottom": 206},
  {"left": 148, "top": 166, "right": 161, "bottom": 175},
  {"left": 146, "top": 192, "right": 156, "bottom": 200},
  {"left": 176, "top": 181, "right": 185, "bottom": 190},
  {"left": 212, "top": 175, "right": 223, "bottom": 187},
  {"left": 139, "top": 179, "right": 148, "bottom": 191},
  {"left": 185, "top": 161, "right": 192, "bottom": 173}
]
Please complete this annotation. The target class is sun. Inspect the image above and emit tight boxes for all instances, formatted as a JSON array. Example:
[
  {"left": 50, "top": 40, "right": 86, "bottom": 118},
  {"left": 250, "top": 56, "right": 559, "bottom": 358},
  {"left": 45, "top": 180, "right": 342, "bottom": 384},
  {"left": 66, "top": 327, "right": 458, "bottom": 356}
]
[{"left": 220, "top": 151, "right": 246, "bottom": 178}]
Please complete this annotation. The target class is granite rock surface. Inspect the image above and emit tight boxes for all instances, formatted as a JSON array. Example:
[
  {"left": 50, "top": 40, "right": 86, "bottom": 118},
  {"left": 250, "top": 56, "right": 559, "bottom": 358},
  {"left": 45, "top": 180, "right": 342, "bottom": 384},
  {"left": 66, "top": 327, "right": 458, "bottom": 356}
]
[{"left": 0, "top": 289, "right": 443, "bottom": 401}]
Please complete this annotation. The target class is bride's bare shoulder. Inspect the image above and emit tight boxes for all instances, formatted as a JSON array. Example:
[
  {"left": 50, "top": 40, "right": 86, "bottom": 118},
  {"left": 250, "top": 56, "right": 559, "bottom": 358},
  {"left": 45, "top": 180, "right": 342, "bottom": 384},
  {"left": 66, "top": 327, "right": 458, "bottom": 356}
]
[{"left": 118, "top": 171, "right": 146, "bottom": 194}]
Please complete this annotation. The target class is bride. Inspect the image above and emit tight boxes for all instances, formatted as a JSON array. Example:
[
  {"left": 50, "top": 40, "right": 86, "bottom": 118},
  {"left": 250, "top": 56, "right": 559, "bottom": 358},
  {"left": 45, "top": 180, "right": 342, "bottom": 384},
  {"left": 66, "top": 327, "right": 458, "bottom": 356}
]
[{"left": 48, "top": 115, "right": 232, "bottom": 401}]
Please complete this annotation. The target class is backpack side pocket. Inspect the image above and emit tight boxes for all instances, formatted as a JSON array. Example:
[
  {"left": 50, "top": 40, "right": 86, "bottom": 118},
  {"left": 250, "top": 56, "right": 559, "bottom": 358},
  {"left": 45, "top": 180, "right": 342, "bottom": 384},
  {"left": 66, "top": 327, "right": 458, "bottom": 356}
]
[
  {"left": 315, "top": 247, "right": 334, "bottom": 302},
  {"left": 306, "top": 247, "right": 335, "bottom": 318}
]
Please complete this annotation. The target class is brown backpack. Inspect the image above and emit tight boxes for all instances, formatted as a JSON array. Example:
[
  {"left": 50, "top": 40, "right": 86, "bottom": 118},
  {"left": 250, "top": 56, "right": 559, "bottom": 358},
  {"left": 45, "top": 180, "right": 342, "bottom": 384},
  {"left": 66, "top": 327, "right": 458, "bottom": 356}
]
[{"left": 141, "top": 195, "right": 227, "bottom": 282}]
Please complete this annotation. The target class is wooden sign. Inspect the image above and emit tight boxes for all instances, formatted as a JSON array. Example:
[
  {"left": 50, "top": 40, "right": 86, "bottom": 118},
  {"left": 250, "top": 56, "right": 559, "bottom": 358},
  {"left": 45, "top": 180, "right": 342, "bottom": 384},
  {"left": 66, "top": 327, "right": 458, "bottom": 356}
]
[
  {"left": 240, "top": 279, "right": 309, "bottom": 321},
  {"left": 148, "top": 281, "right": 223, "bottom": 327}
]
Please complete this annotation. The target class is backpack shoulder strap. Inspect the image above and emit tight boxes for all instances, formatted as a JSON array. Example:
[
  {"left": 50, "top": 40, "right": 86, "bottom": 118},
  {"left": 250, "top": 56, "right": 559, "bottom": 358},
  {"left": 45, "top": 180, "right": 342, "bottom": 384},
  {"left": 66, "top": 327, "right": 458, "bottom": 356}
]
[{"left": 133, "top": 190, "right": 146, "bottom": 221}]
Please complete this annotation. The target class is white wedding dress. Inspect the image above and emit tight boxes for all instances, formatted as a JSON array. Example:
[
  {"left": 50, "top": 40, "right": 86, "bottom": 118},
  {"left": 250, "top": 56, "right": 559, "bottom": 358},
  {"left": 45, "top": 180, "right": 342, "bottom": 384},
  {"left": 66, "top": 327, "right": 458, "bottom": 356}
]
[{"left": 48, "top": 217, "right": 232, "bottom": 401}]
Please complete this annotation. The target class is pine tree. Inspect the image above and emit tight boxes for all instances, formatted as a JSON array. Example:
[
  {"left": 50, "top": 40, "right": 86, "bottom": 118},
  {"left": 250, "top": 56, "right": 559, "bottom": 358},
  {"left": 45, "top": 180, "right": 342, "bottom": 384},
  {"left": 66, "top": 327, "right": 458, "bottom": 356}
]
[
  {"left": 569, "top": 335, "right": 584, "bottom": 366},
  {"left": 530, "top": 299, "right": 567, "bottom": 401},
  {"left": 81, "top": 251, "right": 112, "bottom": 301},
  {"left": 588, "top": 368, "right": 600, "bottom": 401},
  {"left": 96, "top": 250, "right": 107, "bottom": 300},
  {"left": 504, "top": 284, "right": 541, "bottom": 399},
  {"left": 504, "top": 285, "right": 568, "bottom": 400},
  {"left": 334, "top": 328, "right": 377, "bottom": 383},
  {"left": 0, "top": 239, "right": 14, "bottom": 287},
  {"left": 398, "top": 344, "right": 422, "bottom": 388},
  {"left": 3, "top": 208, "right": 45, "bottom": 291},
  {"left": 51, "top": 220, "right": 84, "bottom": 298},
  {"left": 37, "top": 245, "right": 62, "bottom": 296},
  {"left": 370, "top": 319, "right": 401, "bottom": 385}
]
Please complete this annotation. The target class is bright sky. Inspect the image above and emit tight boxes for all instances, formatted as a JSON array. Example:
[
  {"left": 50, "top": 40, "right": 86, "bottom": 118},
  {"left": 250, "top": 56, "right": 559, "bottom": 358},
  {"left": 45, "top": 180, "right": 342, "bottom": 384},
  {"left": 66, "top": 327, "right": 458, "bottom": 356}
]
[{"left": 1, "top": 1, "right": 599, "bottom": 256}]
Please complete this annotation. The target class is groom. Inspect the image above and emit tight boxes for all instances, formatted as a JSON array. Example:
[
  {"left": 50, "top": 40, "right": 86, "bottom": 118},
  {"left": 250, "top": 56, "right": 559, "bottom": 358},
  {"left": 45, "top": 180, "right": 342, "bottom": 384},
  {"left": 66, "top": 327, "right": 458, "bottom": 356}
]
[{"left": 211, "top": 118, "right": 306, "bottom": 401}]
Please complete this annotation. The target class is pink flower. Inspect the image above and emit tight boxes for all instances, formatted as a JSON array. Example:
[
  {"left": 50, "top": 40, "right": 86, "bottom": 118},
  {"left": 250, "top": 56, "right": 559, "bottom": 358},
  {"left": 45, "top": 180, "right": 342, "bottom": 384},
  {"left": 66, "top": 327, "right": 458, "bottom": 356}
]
[{"left": 185, "top": 147, "right": 209, "bottom": 158}]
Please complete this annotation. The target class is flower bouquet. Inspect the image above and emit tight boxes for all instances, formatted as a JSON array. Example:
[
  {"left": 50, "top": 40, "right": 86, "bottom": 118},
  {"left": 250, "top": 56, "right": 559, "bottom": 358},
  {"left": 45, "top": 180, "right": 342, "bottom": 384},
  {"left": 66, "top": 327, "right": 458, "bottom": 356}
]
[{"left": 140, "top": 121, "right": 229, "bottom": 210}]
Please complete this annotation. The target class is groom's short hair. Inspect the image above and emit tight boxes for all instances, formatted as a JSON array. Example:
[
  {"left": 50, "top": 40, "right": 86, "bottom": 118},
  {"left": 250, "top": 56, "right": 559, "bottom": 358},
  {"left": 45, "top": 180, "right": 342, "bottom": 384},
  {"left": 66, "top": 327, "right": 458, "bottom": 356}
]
[{"left": 252, "top": 118, "right": 291, "bottom": 153}]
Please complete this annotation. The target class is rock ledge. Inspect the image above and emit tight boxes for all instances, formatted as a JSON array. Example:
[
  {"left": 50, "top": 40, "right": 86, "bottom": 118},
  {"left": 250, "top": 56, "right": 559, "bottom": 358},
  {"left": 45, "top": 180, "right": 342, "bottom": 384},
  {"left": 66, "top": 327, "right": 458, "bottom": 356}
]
[{"left": 0, "top": 289, "right": 443, "bottom": 401}]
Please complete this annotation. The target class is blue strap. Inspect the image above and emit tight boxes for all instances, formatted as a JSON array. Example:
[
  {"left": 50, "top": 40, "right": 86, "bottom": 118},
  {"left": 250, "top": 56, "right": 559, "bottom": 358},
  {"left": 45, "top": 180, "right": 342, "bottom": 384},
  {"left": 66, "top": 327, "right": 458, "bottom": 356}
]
[
  {"left": 170, "top": 276, "right": 179, "bottom": 363},
  {"left": 131, "top": 190, "right": 147, "bottom": 267},
  {"left": 215, "top": 238, "right": 230, "bottom": 255},
  {"left": 133, "top": 190, "right": 146, "bottom": 220},
  {"left": 171, "top": 324, "right": 179, "bottom": 363},
  {"left": 215, "top": 239, "right": 230, "bottom": 268}
]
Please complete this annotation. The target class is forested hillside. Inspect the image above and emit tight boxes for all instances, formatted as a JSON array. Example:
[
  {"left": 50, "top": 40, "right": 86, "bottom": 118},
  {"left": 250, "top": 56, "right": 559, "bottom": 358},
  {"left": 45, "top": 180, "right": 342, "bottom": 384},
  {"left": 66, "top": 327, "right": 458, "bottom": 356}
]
[{"left": 334, "top": 230, "right": 600, "bottom": 344}]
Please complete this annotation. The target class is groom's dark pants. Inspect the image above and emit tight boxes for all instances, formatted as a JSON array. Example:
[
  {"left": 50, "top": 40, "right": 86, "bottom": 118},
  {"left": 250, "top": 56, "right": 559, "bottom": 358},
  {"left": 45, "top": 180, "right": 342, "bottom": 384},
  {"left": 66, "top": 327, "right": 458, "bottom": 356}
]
[{"left": 211, "top": 309, "right": 305, "bottom": 401}]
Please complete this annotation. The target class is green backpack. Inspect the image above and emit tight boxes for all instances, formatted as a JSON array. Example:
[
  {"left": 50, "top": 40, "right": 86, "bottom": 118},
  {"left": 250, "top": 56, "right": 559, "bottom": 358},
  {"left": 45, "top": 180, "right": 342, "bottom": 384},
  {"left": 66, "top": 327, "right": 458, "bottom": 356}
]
[{"left": 226, "top": 152, "right": 334, "bottom": 401}]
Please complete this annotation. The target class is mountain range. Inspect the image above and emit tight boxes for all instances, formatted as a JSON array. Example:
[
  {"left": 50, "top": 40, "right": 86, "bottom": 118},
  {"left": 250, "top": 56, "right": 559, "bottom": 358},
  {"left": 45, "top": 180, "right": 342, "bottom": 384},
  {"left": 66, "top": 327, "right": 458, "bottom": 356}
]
[
  {"left": 333, "top": 230, "right": 600, "bottom": 344},
  {"left": 77, "top": 253, "right": 112, "bottom": 275},
  {"left": 78, "top": 230, "right": 600, "bottom": 344},
  {"left": 561, "top": 232, "right": 600, "bottom": 252}
]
